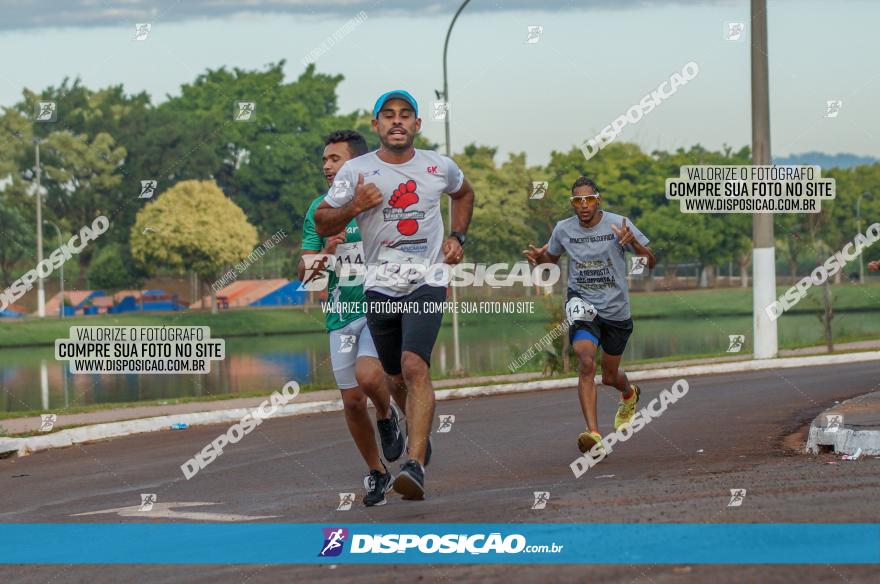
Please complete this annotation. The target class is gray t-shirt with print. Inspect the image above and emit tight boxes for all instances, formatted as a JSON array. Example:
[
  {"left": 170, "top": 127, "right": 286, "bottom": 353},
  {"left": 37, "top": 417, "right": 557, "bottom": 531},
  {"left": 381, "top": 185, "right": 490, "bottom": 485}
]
[{"left": 547, "top": 211, "right": 649, "bottom": 321}]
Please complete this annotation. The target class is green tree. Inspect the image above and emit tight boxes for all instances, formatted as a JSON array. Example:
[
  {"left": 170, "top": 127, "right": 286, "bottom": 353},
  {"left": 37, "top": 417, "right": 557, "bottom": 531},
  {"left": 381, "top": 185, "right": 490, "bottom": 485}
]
[
  {"left": 0, "top": 106, "right": 32, "bottom": 176},
  {"left": 455, "top": 145, "right": 536, "bottom": 264},
  {"left": 39, "top": 130, "right": 126, "bottom": 280},
  {"left": 775, "top": 212, "right": 809, "bottom": 285},
  {"left": 824, "top": 164, "right": 880, "bottom": 278},
  {"left": 0, "top": 194, "right": 32, "bottom": 285},
  {"left": 13, "top": 81, "right": 151, "bottom": 256},
  {"left": 87, "top": 243, "right": 147, "bottom": 290},
  {"left": 654, "top": 145, "right": 750, "bottom": 287},
  {"left": 130, "top": 179, "right": 258, "bottom": 313},
  {"left": 0, "top": 108, "right": 35, "bottom": 285},
  {"left": 19, "top": 79, "right": 151, "bottom": 142},
  {"left": 129, "top": 62, "right": 346, "bottom": 241}
]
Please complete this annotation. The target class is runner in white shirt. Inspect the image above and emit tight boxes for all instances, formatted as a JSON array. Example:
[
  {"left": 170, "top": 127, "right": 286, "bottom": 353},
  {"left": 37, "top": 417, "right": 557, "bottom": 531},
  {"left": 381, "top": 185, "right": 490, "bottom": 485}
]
[
  {"left": 315, "top": 90, "right": 475, "bottom": 500},
  {"left": 298, "top": 130, "right": 405, "bottom": 507}
]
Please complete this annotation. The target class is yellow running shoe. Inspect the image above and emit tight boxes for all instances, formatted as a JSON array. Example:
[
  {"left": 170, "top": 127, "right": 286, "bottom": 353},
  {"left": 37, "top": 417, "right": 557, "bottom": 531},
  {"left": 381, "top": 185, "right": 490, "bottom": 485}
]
[
  {"left": 613, "top": 383, "right": 641, "bottom": 430},
  {"left": 577, "top": 430, "right": 604, "bottom": 454}
]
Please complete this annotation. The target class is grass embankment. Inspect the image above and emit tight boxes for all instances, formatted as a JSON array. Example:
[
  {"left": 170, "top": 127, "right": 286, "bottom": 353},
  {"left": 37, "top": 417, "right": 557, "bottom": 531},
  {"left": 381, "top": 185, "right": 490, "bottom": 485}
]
[
  {"left": 1, "top": 283, "right": 877, "bottom": 349},
  {"left": 0, "top": 308, "right": 328, "bottom": 348},
  {"left": 628, "top": 282, "right": 880, "bottom": 318}
]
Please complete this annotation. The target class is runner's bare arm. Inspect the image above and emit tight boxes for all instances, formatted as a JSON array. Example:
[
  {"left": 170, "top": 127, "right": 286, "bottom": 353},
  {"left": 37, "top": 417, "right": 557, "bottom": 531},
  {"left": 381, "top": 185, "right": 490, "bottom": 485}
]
[
  {"left": 314, "top": 201, "right": 356, "bottom": 237},
  {"left": 522, "top": 243, "right": 560, "bottom": 265},
  {"left": 612, "top": 218, "right": 656, "bottom": 269},
  {"left": 314, "top": 174, "right": 382, "bottom": 236},
  {"left": 447, "top": 177, "right": 474, "bottom": 235},
  {"left": 441, "top": 178, "right": 475, "bottom": 263}
]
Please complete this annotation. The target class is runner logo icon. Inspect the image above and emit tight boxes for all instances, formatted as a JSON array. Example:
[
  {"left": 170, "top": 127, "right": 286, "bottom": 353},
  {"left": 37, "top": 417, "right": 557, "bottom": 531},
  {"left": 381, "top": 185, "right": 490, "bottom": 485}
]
[
  {"left": 629, "top": 256, "right": 647, "bottom": 275},
  {"left": 438, "top": 414, "right": 456, "bottom": 433},
  {"left": 339, "top": 335, "right": 356, "bottom": 353},
  {"left": 726, "top": 335, "right": 745, "bottom": 353},
  {"left": 531, "top": 491, "right": 550, "bottom": 510},
  {"left": 336, "top": 493, "right": 355, "bottom": 511},
  {"left": 140, "top": 493, "right": 157, "bottom": 511},
  {"left": 727, "top": 488, "right": 746, "bottom": 507},
  {"left": 319, "top": 527, "right": 349, "bottom": 557},
  {"left": 39, "top": 414, "right": 57, "bottom": 432},
  {"left": 530, "top": 181, "right": 548, "bottom": 200},
  {"left": 825, "top": 414, "right": 843, "bottom": 432},
  {"left": 298, "top": 254, "right": 336, "bottom": 291}
]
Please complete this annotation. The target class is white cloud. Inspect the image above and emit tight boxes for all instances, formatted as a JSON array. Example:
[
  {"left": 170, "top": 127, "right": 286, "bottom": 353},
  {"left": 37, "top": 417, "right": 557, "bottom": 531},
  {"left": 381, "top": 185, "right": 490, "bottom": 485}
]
[{"left": 0, "top": 1, "right": 723, "bottom": 31}]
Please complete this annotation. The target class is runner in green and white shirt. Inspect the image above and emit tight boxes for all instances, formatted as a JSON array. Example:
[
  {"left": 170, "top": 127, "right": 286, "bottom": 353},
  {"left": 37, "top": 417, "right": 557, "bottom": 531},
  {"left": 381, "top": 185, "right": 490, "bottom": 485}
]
[{"left": 297, "top": 130, "right": 404, "bottom": 507}]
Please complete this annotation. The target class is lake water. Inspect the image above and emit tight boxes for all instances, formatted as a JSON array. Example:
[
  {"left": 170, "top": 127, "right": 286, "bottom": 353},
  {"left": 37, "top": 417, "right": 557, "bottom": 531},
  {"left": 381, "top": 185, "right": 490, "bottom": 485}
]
[{"left": 1, "top": 311, "right": 877, "bottom": 414}]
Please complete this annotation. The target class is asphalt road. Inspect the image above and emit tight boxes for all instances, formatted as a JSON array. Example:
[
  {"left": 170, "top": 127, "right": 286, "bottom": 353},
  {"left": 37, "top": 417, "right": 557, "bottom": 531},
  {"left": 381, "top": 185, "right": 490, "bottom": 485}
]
[{"left": 2, "top": 361, "right": 879, "bottom": 583}]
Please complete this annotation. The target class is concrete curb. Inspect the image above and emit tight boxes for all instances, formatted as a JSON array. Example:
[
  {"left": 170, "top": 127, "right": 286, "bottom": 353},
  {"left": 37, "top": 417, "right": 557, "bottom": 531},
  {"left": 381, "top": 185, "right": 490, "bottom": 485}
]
[
  {"left": 1, "top": 399, "right": 349, "bottom": 458},
  {"left": 806, "top": 391, "right": 880, "bottom": 456},
  {"left": 3, "top": 351, "right": 878, "bottom": 458}
]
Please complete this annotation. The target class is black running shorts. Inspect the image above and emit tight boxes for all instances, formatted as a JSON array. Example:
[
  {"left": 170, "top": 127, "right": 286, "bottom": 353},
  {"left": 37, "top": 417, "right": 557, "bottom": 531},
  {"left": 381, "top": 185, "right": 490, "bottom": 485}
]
[
  {"left": 364, "top": 284, "right": 447, "bottom": 375},
  {"left": 569, "top": 315, "right": 634, "bottom": 356}
]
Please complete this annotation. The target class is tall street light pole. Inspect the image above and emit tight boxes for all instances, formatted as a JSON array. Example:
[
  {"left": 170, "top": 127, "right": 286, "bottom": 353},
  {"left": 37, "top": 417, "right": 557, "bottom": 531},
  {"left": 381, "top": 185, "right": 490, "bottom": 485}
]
[
  {"left": 857, "top": 192, "right": 867, "bottom": 284},
  {"left": 35, "top": 141, "right": 46, "bottom": 318},
  {"left": 751, "top": 0, "right": 778, "bottom": 359},
  {"left": 45, "top": 221, "right": 64, "bottom": 318},
  {"left": 441, "top": 0, "right": 471, "bottom": 375}
]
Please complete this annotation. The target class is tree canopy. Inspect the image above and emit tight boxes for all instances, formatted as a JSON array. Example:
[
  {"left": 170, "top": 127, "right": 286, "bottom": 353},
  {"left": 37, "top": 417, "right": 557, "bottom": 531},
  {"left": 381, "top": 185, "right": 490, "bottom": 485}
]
[
  {"left": 0, "top": 62, "right": 877, "bottom": 293},
  {"left": 130, "top": 179, "right": 258, "bottom": 283}
]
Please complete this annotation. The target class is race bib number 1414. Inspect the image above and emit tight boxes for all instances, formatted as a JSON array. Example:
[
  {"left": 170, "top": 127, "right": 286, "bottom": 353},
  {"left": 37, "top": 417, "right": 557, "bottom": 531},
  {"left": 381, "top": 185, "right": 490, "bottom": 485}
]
[{"left": 566, "top": 297, "right": 597, "bottom": 324}]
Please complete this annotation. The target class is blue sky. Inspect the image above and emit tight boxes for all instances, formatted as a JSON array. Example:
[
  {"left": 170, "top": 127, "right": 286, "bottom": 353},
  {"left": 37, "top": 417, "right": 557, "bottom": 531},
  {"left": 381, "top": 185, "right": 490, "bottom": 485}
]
[{"left": 0, "top": 0, "right": 876, "bottom": 166}]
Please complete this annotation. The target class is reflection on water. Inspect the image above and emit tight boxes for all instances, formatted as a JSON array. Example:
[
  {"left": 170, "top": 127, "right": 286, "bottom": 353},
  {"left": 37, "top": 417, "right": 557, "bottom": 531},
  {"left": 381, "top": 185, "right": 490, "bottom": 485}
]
[{"left": 1, "top": 311, "right": 877, "bottom": 413}]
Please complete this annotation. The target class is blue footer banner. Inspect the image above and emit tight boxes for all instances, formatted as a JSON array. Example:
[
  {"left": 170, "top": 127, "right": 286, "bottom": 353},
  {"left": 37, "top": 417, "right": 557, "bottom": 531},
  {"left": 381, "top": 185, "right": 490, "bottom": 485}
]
[{"left": 1, "top": 524, "right": 878, "bottom": 564}]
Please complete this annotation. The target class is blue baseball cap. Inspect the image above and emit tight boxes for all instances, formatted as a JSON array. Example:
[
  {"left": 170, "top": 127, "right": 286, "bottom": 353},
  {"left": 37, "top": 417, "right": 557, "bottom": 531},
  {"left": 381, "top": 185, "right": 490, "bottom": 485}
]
[{"left": 372, "top": 90, "right": 419, "bottom": 118}]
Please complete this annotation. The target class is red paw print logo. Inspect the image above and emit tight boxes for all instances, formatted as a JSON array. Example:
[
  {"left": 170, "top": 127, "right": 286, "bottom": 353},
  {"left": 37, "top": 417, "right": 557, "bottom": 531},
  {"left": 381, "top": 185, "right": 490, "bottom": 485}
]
[{"left": 389, "top": 180, "right": 420, "bottom": 236}]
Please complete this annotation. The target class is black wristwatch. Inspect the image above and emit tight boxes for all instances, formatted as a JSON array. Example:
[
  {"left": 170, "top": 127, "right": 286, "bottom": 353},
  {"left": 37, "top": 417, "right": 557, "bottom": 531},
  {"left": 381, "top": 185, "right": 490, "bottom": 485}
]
[{"left": 449, "top": 231, "right": 466, "bottom": 246}]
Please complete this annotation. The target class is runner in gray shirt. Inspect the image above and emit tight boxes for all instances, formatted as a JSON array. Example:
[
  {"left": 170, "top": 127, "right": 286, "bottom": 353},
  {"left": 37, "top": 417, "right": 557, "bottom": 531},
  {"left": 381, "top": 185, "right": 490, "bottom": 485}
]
[{"left": 524, "top": 176, "right": 655, "bottom": 458}]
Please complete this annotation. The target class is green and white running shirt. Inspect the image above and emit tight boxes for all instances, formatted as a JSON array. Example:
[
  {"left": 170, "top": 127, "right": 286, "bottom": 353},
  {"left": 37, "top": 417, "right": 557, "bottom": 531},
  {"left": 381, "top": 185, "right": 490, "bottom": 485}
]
[{"left": 301, "top": 194, "right": 366, "bottom": 331}]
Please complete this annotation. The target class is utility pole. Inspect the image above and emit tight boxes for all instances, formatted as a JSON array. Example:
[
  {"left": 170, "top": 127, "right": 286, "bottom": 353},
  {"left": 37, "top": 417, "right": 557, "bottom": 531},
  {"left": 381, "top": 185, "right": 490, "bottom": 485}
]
[
  {"left": 751, "top": 0, "right": 778, "bottom": 359},
  {"left": 857, "top": 193, "right": 866, "bottom": 284},
  {"left": 46, "top": 221, "right": 64, "bottom": 318},
  {"left": 35, "top": 142, "right": 46, "bottom": 318},
  {"left": 441, "top": 0, "right": 471, "bottom": 375}
]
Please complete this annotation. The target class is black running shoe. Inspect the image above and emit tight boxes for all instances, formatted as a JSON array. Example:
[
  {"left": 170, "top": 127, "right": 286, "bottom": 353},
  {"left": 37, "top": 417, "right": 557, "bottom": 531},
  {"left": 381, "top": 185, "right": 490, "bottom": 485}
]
[
  {"left": 392, "top": 459, "right": 425, "bottom": 500},
  {"left": 377, "top": 404, "right": 404, "bottom": 462},
  {"left": 363, "top": 465, "right": 393, "bottom": 507}
]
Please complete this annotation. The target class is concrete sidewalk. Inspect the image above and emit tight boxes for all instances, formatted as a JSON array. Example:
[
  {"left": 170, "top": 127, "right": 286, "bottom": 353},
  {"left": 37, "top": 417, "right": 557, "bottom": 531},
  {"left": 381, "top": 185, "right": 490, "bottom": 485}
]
[
  {"left": 0, "top": 372, "right": 544, "bottom": 436},
  {"left": 0, "top": 353, "right": 760, "bottom": 436},
  {"left": 2, "top": 350, "right": 879, "bottom": 458},
  {"left": 806, "top": 390, "right": 880, "bottom": 456}
]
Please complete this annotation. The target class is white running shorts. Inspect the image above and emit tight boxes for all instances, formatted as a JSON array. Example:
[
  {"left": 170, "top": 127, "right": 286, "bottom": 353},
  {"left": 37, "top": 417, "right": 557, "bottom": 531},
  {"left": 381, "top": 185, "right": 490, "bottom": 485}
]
[{"left": 329, "top": 316, "right": 379, "bottom": 389}]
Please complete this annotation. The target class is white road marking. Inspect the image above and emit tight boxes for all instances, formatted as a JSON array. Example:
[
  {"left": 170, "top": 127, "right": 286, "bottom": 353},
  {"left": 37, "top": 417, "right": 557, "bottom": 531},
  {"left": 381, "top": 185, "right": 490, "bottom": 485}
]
[{"left": 72, "top": 501, "right": 277, "bottom": 521}]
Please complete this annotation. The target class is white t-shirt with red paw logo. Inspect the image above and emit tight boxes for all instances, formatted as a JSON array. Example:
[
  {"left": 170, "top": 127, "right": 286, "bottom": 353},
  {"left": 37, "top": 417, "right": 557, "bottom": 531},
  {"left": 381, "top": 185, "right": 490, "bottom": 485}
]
[{"left": 324, "top": 149, "right": 465, "bottom": 296}]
